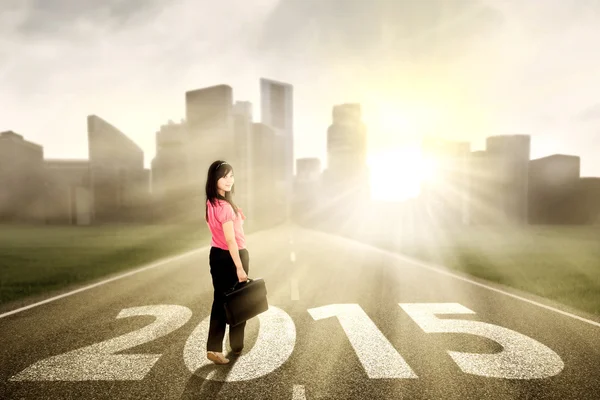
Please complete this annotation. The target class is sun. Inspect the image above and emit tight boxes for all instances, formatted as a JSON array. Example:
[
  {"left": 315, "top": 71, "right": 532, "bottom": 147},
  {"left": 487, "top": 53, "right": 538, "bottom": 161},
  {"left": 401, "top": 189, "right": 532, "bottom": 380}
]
[
  {"left": 362, "top": 100, "right": 441, "bottom": 201},
  {"left": 367, "top": 147, "right": 434, "bottom": 202}
]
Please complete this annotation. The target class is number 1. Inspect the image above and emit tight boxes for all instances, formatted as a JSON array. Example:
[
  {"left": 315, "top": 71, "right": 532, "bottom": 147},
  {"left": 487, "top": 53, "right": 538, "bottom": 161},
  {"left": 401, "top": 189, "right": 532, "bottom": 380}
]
[{"left": 308, "top": 304, "right": 418, "bottom": 379}]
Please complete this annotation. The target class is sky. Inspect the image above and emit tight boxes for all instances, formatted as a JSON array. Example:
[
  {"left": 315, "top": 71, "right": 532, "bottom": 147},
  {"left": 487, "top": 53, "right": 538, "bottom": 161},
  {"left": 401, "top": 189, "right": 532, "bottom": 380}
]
[{"left": 1, "top": 0, "right": 600, "bottom": 178}]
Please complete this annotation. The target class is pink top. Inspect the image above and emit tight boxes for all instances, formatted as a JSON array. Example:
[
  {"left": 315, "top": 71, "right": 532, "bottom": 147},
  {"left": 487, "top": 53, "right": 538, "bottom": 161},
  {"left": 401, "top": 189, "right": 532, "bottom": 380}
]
[{"left": 206, "top": 199, "right": 246, "bottom": 250}]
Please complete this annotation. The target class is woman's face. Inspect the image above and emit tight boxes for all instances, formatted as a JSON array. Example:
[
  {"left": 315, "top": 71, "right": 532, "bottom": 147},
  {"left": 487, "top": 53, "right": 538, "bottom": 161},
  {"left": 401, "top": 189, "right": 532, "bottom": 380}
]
[{"left": 217, "top": 170, "right": 234, "bottom": 194}]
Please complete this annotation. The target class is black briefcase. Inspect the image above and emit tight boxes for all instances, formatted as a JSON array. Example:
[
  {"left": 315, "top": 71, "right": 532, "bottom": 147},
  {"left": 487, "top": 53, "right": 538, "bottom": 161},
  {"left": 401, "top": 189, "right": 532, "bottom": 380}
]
[{"left": 223, "top": 278, "right": 269, "bottom": 327}]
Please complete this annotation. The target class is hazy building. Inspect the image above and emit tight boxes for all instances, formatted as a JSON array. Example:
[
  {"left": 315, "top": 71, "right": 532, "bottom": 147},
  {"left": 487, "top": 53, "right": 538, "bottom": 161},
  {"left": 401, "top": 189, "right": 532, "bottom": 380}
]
[
  {"left": 233, "top": 101, "right": 254, "bottom": 220},
  {"left": 88, "top": 115, "right": 148, "bottom": 223},
  {"left": 0, "top": 131, "right": 46, "bottom": 222},
  {"left": 576, "top": 177, "right": 600, "bottom": 224},
  {"left": 250, "top": 123, "right": 284, "bottom": 227},
  {"left": 152, "top": 120, "right": 189, "bottom": 197},
  {"left": 44, "top": 160, "right": 93, "bottom": 225},
  {"left": 293, "top": 158, "right": 321, "bottom": 221},
  {"left": 420, "top": 137, "right": 471, "bottom": 225},
  {"left": 485, "top": 135, "right": 531, "bottom": 224},
  {"left": 186, "top": 84, "right": 236, "bottom": 171},
  {"left": 151, "top": 120, "right": 190, "bottom": 222},
  {"left": 185, "top": 85, "right": 237, "bottom": 213},
  {"left": 325, "top": 103, "right": 369, "bottom": 200},
  {"left": 296, "top": 158, "right": 322, "bottom": 182},
  {"left": 260, "top": 78, "right": 294, "bottom": 219},
  {"left": 529, "top": 154, "right": 581, "bottom": 224},
  {"left": 467, "top": 150, "right": 500, "bottom": 225}
]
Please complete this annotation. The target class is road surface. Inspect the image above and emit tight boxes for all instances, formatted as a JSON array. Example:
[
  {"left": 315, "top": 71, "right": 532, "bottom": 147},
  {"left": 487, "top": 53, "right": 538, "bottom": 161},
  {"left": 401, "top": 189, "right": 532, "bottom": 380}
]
[{"left": 1, "top": 224, "right": 599, "bottom": 399}]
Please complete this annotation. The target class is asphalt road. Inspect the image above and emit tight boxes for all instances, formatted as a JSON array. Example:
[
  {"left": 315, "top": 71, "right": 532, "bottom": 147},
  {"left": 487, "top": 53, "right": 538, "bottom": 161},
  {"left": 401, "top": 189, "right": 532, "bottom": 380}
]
[{"left": 1, "top": 224, "right": 599, "bottom": 399}]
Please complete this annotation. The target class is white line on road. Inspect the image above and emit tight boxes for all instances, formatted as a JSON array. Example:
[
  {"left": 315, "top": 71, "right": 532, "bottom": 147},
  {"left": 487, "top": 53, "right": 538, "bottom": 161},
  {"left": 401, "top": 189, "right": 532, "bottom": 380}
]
[
  {"left": 291, "top": 278, "right": 300, "bottom": 301},
  {"left": 0, "top": 246, "right": 209, "bottom": 320},
  {"left": 371, "top": 244, "right": 600, "bottom": 329},
  {"left": 292, "top": 385, "right": 306, "bottom": 400},
  {"left": 290, "top": 251, "right": 296, "bottom": 263}
]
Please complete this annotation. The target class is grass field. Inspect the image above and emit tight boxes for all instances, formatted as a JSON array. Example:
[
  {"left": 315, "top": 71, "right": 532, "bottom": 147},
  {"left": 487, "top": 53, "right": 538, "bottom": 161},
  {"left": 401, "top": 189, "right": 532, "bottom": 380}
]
[
  {"left": 345, "top": 224, "right": 600, "bottom": 317},
  {"left": 0, "top": 224, "right": 210, "bottom": 307}
]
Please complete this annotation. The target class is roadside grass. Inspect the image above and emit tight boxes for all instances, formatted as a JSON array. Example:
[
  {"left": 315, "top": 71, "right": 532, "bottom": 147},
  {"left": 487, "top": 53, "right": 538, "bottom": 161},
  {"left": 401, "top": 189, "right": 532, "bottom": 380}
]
[
  {"left": 0, "top": 224, "right": 210, "bottom": 306},
  {"left": 332, "top": 221, "right": 600, "bottom": 317}
]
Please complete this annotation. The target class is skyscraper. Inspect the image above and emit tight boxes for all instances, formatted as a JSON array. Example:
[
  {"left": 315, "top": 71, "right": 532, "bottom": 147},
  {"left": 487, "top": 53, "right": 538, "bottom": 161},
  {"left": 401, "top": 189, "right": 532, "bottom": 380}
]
[
  {"left": 233, "top": 101, "right": 253, "bottom": 222},
  {"left": 260, "top": 78, "right": 294, "bottom": 220},
  {"left": 151, "top": 120, "right": 190, "bottom": 222},
  {"left": 250, "top": 122, "right": 283, "bottom": 227},
  {"left": 87, "top": 115, "right": 146, "bottom": 223},
  {"left": 185, "top": 85, "right": 236, "bottom": 195},
  {"left": 325, "top": 103, "right": 368, "bottom": 200}
]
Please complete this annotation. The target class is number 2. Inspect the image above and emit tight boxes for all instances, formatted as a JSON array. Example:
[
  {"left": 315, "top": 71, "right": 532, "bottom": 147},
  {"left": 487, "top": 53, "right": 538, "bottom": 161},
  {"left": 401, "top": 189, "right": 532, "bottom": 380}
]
[{"left": 10, "top": 305, "right": 192, "bottom": 381}]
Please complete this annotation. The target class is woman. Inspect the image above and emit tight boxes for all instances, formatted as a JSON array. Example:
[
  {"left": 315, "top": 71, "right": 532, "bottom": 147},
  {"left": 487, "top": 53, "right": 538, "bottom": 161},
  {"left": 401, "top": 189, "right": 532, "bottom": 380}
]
[{"left": 204, "top": 160, "right": 249, "bottom": 365}]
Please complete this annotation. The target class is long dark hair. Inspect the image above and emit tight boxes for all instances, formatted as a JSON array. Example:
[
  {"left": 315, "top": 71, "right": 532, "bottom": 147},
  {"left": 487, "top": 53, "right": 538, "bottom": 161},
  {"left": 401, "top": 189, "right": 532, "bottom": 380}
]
[{"left": 205, "top": 160, "right": 239, "bottom": 221}]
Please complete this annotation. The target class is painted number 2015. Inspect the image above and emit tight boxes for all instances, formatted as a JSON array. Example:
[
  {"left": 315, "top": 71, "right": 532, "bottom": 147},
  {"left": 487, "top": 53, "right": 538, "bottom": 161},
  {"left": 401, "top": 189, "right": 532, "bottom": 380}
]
[{"left": 9, "top": 303, "right": 564, "bottom": 382}]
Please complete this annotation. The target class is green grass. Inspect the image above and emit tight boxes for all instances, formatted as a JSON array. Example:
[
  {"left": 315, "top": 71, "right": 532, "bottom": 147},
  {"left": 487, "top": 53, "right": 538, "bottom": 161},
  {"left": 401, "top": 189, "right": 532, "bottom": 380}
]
[
  {"left": 350, "top": 225, "right": 600, "bottom": 317},
  {"left": 0, "top": 224, "right": 210, "bottom": 306}
]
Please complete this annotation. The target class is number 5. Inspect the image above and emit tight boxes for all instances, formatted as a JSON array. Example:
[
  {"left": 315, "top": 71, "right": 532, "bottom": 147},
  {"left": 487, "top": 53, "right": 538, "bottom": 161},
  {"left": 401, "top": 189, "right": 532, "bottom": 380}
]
[{"left": 399, "top": 303, "right": 564, "bottom": 379}]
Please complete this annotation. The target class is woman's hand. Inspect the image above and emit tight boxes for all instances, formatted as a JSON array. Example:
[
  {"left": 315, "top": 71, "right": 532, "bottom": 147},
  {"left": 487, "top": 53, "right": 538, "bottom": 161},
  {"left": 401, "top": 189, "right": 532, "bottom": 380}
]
[{"left": 236, "top": 267, "right": 248, "bottom": 282}]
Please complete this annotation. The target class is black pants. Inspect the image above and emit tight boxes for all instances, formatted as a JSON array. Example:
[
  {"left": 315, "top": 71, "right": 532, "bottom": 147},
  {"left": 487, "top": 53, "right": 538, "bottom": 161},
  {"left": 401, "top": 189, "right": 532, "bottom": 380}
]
[{"left": 206, "top": 246, "right": 250, "bottom": 353}]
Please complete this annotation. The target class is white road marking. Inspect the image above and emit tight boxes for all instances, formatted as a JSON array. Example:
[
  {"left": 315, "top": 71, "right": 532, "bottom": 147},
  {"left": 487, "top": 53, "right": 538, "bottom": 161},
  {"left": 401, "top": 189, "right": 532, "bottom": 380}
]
[
  {"left": 0, "top": 247, "right": 208, "bottom": 320},
  {"left": 10, "top": 305, "right": 193, "bottom": 381},
  {"left": 308, "top": 304, "right": 418, "bottom": 379},
  {"left": 291, "top": 278, "right": 299, "bottom": 301},
  {"left": 7, "top": 301, "right": 566, "bottom": 382},
  {"left": 183, "top": 306, "right": 296, "bottom": 381},
  {"left": 400, "top": 303, "right": 564, "bottom": 379},
  {"left": 348, "top": 238, "right": 600, "bottom": 329},
  {"left": 292, "top": 385, "right": 306, "bottom": 399},
  {"left": 290, "top": 251, "right": 296, "bottom": 263}
]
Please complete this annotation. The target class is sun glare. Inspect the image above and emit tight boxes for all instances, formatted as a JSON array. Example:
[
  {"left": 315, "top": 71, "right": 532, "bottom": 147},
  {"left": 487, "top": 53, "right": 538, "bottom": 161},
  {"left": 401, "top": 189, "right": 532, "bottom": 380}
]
[
  {"left": 367, "top": 147, "right": 431, "bottom": 202},
  {"left": 364, "top": 102, "right": 439, "bottom": 202}
]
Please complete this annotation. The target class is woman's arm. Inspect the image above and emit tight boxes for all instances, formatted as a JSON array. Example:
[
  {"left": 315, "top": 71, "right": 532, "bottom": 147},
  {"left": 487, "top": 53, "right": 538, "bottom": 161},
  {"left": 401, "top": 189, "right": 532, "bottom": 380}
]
[{"left": 222, "top": 220, "right": 248, "bottom": 281}]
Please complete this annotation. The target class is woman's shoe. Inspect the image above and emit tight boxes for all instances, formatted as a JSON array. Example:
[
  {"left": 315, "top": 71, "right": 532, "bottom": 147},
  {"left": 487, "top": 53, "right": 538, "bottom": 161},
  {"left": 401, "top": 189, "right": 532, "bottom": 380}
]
[{"left": 207, "top": 351, "right": 230, "bottom": 365}]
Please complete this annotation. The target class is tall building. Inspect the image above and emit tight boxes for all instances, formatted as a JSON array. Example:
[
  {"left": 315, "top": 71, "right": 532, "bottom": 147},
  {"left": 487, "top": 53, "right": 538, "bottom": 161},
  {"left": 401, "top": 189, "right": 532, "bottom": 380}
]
[
  {"left": 88, "top": 115, "right": 147, "bottom": 223},
  {"left": 485, "top": 135, "right": 531, "bottom": 224},
  {"left": 151, "top": 120, "right": 190, "bottom": 222},
  {"left": 529, "top": 154, "right": 581, "bottom": 224},
  {"left": 233, "top": 101, "right": 254, "bottom": 221},
  {"left": 0, "top": 131, "right": 46, "bottom": 222},
  {"left": 152, "top": 120, "right": 189, "bottom": 194},
  {"left": 260, "top": 78, "right": 294, "bottom": 220},
  {"left": 185, "top": 85, "right": 236, "bottom": 204},
  {"left": 325, "top": 103, "right": 368, "bottom": 200},
  {"left": 250, "top": 123, "right": 284, "bottom": 227},
  {"left": 420, "top": 137, "right": 471, "bottom": 225}
]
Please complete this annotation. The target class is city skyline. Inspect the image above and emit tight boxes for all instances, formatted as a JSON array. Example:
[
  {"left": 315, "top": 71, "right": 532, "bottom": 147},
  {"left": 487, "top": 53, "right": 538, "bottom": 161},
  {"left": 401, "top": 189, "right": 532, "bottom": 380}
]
[
  {"left": 3, "top": 83, "right": 598, "bottom": 205},
  {"left": 2, "top": 0, "right": 600, "bottom": 179}
]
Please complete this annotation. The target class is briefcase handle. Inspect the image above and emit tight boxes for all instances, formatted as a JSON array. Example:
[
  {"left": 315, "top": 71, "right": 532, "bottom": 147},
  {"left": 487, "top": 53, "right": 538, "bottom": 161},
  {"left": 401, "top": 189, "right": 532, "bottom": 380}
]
[{"left": 226, "top": 278, "right": 253, "bottom": 295}]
